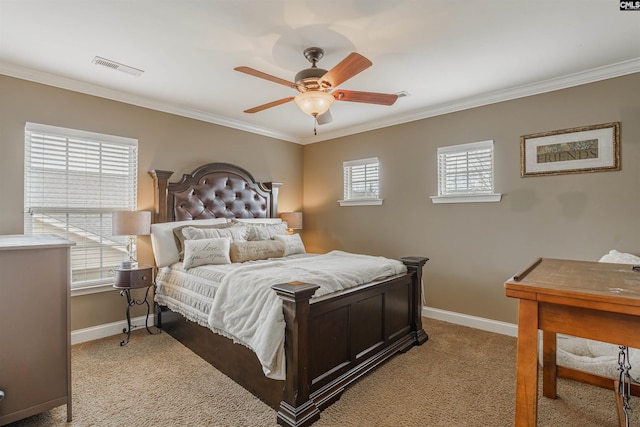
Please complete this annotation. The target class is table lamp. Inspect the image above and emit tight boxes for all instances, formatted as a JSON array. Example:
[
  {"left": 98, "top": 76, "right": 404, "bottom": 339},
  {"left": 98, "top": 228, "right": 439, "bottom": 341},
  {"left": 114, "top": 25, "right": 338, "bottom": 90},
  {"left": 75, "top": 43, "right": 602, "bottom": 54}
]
[
  {"left": 280, "top": 212, "right": 303, "bottom": 234},
  {"left": 112, "top": 210, "right": 151, "bottom": 268}
]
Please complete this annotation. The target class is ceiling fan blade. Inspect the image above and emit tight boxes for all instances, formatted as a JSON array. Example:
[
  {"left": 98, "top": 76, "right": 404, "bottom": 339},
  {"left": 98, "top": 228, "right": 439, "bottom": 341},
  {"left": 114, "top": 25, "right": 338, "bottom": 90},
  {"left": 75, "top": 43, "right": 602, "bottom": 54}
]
[
  {"left": 333, "top": 90, "right": 398, "bottom": 106},
  {"left": 244, "top": 97, "right": 295, "bottom": 113},
  {"left": 320, "top": 53, "right": 372, "bottom": 88},
  {"left": 234, "top": 66, "right": 296, "bottom": 88},
  {"left": 316, "top": 110, "right": 333, "bottom": 125}
]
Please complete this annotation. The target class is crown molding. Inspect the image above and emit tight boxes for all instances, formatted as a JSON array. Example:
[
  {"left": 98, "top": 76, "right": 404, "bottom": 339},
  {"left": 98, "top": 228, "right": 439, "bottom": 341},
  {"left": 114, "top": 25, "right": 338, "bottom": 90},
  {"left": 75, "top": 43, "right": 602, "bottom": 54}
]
[
  {"left": 0, "top": 61, "right": 298, "bottom": 143},
  {"left": 3, "top": 58, "right": 639, "bottom": 146},
  {"left": 299, "top": 57, "right": 640, "bottom": 144}
]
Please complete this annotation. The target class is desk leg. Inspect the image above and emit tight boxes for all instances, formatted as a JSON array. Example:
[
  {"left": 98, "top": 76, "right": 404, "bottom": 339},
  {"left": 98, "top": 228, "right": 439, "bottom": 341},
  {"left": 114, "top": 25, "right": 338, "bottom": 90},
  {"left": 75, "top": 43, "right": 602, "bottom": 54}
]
[
  {"left": 515, "top": 298, "right": 539, "bottom": 427},
  {"left": 542, "top": 330, "right": 557, "bottom": 399}
]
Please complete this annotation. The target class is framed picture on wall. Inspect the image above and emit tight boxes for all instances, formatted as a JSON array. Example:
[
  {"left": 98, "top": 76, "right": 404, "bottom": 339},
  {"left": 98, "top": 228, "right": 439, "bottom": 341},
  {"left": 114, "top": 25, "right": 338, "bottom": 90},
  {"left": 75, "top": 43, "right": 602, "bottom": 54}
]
[{"left": 520, "top": 122, "right": 620, "bottom": 177}]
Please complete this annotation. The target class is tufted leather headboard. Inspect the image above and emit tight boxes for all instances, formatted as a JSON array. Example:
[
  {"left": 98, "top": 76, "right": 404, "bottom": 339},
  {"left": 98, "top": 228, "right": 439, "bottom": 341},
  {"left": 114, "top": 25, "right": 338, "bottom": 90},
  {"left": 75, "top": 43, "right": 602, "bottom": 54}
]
[{"left": 149, "top": 163, "right": 281, "bottom": 223}]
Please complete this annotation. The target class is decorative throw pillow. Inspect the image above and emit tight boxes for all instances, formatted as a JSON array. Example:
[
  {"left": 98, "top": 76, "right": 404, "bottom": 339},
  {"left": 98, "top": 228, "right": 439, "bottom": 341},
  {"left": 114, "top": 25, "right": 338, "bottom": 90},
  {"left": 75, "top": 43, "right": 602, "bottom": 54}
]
[
  {"left": 173, "top": 222, "right": 235, "bottom": 260},
  {"left": 181, "top": 225, "right": 248, "bottom": 243},
  {"left": 182, "top": 237, "right": 231, "bottom": 269},
  {"left": 229, "top": 240, "right": 285, "bottom": 263},
  {"left": 243, "top": 222, "right": 288, "bottom": 241},
  {"left": 274, "top": 234, "right": 306, "bottom": 256},
  {"left": 151, "top": 218, "right": 228, "bottom": 267}
]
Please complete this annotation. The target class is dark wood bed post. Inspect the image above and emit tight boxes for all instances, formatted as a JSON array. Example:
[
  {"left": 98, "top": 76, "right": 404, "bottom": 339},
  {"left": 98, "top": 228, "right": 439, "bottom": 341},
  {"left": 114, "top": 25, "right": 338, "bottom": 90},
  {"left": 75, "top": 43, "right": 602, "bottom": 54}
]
[
  {"left": 401, "top": 256, "right": 430, "bottom": 345},
  {"left": 149, "top": 169, "right": 174, "bottom": 224},
  {"left": 262, "top": 182, "right": 282, "bottom": 218},
  {"left": 271, "top": 282, "right": 322, "bottom": 427}
]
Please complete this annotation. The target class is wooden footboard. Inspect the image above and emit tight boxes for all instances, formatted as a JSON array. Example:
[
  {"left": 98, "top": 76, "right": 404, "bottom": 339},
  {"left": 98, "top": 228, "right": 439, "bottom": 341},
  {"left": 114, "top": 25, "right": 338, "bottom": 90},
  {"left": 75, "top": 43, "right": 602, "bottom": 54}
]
[
  {"left": 156, "top": 256, "right": 427, "bottom": 427},
  {"left": 272, "top": 256, "right": 428, "bottom": 427}
]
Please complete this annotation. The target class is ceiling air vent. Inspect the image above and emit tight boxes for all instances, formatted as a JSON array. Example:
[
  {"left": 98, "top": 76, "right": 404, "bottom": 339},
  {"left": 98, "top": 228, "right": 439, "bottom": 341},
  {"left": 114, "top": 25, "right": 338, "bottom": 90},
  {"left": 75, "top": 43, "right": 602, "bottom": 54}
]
[{"left": 92, "top": 56, "right": 144, "bottom": 76}]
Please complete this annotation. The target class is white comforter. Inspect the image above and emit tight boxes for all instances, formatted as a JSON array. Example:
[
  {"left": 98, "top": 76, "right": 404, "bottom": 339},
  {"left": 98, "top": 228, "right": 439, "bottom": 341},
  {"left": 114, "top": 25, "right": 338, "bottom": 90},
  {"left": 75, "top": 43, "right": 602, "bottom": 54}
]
[{"left": 206, "top": 250, "right": 407, "bottom": 380}]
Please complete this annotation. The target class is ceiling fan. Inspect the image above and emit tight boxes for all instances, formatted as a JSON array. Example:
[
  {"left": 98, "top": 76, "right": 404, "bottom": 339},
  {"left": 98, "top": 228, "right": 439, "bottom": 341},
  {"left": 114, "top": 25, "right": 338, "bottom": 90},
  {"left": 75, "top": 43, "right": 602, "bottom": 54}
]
[{"left": 235, "top": 47, "right": 398, "bottom": 134}]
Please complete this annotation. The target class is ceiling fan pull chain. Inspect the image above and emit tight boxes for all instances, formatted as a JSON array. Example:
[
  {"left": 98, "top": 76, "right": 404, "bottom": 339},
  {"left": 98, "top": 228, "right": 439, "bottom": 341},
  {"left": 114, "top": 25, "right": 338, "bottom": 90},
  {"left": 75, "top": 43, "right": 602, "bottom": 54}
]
[{"left": 314, "top": 115, "right": 318, "bottom": 135}]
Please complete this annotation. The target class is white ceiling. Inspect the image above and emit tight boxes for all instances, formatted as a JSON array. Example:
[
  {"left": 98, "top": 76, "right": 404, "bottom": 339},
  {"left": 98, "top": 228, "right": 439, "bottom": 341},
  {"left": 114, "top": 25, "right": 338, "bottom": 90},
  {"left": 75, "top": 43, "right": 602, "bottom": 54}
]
[{"left": 1, "top": 1, "right": 639, "bottom": 144}]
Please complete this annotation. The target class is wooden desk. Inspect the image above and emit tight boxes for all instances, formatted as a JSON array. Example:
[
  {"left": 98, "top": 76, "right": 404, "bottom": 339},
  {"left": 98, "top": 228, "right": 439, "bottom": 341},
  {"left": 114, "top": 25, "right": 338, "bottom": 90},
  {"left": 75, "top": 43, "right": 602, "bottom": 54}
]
[{"left": 504, "top": 258, "right": 640, "bottom": 427}]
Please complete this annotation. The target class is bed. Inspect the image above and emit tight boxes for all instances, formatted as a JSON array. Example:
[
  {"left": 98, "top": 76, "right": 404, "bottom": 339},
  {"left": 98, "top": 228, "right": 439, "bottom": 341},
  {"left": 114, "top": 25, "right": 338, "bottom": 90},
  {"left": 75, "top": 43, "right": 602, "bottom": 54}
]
[{"left": 148, "top": 162, "right": 428, "bottom": 427}]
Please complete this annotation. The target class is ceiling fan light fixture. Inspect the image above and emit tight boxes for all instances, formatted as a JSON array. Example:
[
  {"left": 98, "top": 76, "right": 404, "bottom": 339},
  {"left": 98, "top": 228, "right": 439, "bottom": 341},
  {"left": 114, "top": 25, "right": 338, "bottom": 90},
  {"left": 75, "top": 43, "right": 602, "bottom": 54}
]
[{"left": 294, "top": 91, "right": 334, "bottom": 116}]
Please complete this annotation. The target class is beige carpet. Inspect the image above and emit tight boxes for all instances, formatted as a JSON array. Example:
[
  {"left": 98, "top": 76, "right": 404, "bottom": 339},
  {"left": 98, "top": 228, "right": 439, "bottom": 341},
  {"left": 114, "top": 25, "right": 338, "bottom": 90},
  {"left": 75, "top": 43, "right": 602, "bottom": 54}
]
[{"left": 7, "top": 318, "right": 638, "bottom": 426}]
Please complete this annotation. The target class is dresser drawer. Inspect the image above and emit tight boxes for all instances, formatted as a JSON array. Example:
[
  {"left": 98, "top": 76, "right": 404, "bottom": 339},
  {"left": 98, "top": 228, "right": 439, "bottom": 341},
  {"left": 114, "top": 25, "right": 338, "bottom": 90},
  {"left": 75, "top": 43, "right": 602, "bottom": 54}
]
[{"left": 114, "top": 266, "right": 154, "bottom": 289}]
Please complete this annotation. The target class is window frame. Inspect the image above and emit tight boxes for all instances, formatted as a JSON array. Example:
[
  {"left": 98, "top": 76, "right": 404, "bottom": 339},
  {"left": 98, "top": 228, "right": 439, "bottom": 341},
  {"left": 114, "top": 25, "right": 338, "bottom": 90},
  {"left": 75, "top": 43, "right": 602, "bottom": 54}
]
[
  {"left": 24, "top": 122, "right": 139, "bottom": 294},
  {"left": 431, "top": 140, "right": 501, "bottom": 204},
  {"left": 338, "top": 157, "right": 383, "bottom": 206}
]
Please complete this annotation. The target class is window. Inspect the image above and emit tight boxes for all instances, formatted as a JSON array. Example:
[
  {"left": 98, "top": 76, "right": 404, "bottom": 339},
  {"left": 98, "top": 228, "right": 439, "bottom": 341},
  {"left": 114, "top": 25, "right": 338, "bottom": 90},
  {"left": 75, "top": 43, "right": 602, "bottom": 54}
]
[
  {"left": 431, "top": 140, "right": 501, "bottom": 204},
  {"left": 24, "top": 123, "right": 138, "bottom": 290},
  {"left": 339, "top": 157, "right": 383, "bottom": 206}
]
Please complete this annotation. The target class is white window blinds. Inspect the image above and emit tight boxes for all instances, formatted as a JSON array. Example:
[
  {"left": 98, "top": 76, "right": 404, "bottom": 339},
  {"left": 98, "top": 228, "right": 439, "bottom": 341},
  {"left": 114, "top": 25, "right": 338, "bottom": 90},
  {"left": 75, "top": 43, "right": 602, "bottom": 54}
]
[
  {"left": 437, "top": 140, "right": 494, "bottom": 197},
  {"left": 343, "top": 157, "right": 380, "bottom": 200},
  {"left": 24, "top": 122, "right": 138, "bottom": 289}
]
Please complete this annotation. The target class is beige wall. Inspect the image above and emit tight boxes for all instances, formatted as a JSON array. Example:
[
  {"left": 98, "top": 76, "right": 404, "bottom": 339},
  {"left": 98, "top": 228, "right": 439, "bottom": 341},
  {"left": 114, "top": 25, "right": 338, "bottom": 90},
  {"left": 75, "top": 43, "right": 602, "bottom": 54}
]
[
  {"left": 303, "top": 73, "right": 640, "bottom": 324},
  {"left": 2, "top": 72, "right": 639, "bottom": 331},
  {"left": 0, "top": 75, "right": 303, "bottom": 330}
]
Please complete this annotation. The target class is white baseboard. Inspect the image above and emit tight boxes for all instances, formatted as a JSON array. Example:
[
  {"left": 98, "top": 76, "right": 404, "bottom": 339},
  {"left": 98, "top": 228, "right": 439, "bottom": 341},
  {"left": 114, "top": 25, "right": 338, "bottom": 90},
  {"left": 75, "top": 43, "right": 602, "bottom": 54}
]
[
  {"left": 72, "top": 308, "right": 515, "bottom": 346},
  {"left": 71, "top": 315, "right": 156, "bottom": 345},
  {"left": 422, "top": 306, "right": 518, "bottom": 337}
]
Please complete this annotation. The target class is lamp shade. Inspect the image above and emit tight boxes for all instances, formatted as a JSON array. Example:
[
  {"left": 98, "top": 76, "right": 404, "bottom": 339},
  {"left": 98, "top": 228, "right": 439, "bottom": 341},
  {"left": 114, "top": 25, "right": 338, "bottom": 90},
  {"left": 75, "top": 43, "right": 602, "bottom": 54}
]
[
  {"left": 294, "top": 91, "right": 334, "bottom": 116},
  {"left": 280, "top": 212, "right": 303, "bottom": 230},
  {"left": 112, "top": 211, "right": 151, "bottom": 236}
]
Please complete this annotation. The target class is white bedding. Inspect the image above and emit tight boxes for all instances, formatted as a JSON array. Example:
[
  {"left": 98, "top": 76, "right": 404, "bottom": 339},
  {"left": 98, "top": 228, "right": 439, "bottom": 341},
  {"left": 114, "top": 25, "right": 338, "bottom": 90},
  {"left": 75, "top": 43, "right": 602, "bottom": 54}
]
[
  {"left": 155, "top": 254, "right": 312, "bottom": 326},
  {"left": 155, "top": 250, "right": 407, "bottom": 380},
  {"left": 155, "top": 262, "right": 231, "bottom": 327}
]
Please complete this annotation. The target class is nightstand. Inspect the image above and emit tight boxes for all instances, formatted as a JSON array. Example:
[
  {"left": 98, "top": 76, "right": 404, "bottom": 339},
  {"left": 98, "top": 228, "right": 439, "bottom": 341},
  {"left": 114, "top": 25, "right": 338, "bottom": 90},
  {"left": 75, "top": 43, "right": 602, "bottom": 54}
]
[{"left": 113, "top": 264, "right": 159, "bottom": 346}]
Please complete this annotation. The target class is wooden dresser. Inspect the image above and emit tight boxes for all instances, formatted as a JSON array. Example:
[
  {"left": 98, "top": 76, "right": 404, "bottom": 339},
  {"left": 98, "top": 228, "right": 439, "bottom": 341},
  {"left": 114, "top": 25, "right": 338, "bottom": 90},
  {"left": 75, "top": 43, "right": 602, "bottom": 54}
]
[{"left": 0, "top": 234, "right": 74, "bottom": 426}]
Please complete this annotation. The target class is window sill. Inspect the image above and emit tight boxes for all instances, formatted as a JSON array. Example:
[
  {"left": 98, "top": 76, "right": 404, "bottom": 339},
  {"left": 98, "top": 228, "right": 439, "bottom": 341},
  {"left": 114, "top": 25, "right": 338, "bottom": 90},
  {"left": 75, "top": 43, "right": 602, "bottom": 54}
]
[
  {"left": 71, "top": 282, "right": 117, "bottom": 297},
  {"left": 430, "top": 194, "right": 502, "bottom": 204},
  {"left": 338, "top": 198, "right": 384, "bottom": 206}
]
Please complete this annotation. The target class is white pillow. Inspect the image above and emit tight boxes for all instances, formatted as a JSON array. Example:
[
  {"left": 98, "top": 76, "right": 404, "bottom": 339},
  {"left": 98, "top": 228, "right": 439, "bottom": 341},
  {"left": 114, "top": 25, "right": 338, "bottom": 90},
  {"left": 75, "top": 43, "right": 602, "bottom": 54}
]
[
  {"left": 274, "top": 234, "right": 306, "bottom": 256},
  {"left": 181, "top": 225, "right": 248, "bottom": 243},
  {"left": 173, "top": 222, "right": 237, "bottom": 261},
  {"left": 244, "top": 222, "right": 288, "bottom": 241},
  {"left": 182, "top": 237, "right": 231, "bottom": 269},
  {"left": 232, "top": 218, "right": 283, "bottom": 224},
  {"left": 151, "top": 218, "right": 229, "bottom": 267}
]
